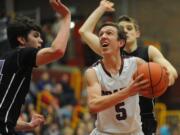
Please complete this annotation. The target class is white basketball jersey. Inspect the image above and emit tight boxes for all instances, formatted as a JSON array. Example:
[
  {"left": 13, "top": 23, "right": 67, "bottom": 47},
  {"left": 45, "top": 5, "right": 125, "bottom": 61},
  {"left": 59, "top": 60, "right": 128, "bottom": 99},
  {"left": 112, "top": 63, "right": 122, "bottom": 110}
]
[{"left": 92, "top": 57, "right": 142, "bottom": 134}]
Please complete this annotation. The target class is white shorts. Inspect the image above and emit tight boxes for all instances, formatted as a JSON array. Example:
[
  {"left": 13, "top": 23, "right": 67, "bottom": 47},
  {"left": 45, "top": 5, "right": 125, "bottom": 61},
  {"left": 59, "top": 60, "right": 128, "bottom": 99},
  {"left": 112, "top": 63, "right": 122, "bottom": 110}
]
[{"left": 90, "top": 128, "right": 144, "bottom": 135}]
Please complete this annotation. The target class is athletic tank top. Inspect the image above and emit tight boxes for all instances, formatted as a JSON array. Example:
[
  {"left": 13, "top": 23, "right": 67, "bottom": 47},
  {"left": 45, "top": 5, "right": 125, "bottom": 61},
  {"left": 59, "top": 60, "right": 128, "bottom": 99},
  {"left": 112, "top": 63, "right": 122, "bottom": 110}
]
[
  {"left": 92, "top": 57, "right": 142, "bottom": 134},
  {"left": 122, "top": 46, "right": 155, "bottom": 118}
]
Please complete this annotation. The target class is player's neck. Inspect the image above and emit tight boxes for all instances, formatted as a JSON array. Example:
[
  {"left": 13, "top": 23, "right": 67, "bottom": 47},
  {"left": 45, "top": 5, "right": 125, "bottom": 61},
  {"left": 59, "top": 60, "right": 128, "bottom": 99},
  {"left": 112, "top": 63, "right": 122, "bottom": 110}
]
[
  {"left": 124, "top": 41, "right": 138, "bottom": 53},
  {"left": 102, "top": 55, "right": 122, "bottom": 75}
]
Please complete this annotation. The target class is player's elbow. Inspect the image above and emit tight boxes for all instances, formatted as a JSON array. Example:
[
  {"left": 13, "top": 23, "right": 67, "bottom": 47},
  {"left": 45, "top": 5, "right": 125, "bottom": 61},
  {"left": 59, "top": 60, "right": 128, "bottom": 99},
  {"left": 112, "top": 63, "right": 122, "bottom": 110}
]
[
  {"left": 88, "top": 105, "right": 99, "bottom": 113},
  {"left": 174, "top": 70, "right": 178, "bottom": 79},
  {"left": 78, "top": 27, "right": 84, "bottom": 35},
  {"left": 56, "top": 49, "right": 65, "bottom": 59},
  {"left": 51, "top": 48, "right": 65, "bottom": 60},
  {"left": 88, "top": 101, "right": 101, "bottom": 113},
  {"left": 79, "top": 28, "right": 87, "bottom": 39}
]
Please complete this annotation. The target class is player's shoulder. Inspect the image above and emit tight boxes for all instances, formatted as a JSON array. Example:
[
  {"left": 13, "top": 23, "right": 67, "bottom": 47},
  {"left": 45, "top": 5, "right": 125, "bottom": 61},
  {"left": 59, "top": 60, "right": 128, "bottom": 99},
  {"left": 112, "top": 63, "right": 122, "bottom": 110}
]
[
  {"left": 86, "top": 59, "right": 102, "bottom": 69},
  {"left": 18, "top": 47, "right": 39, "bottom": 59},
  {"left": 3, "top": 47, "right": 39, "bottom": 59},
  {"left": 138, "top": 45, "right": 149, "bottom": 49},
  {"left": 85, "top": 59, "right": 101, "bottom": 77},
  {"left": 1, "top": 49, "right": 18, "bottom": 59},
  {"left": 137, "top": 45, "right": 149, "bottom": 51},
  {"left": 19, "top": 47, "right": 39, "bottom": 53},
  {"left": 92, "top": 59, "right": 101, "bottom": 67},
  {"left": 123, "top": 56, "right": 144, "bottom": 69},
  {"left": 84, "top": 66, "right": 97, "bottom": 79},
  {"left": 123, "top": 55, "right": 136, "bottom": 62}
]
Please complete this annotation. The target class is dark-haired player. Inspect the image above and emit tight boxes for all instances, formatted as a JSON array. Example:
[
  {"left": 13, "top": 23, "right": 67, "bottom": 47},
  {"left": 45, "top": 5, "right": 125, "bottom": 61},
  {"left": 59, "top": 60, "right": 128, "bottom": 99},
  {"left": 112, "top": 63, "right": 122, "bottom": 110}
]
[{"left": 0, "top": 0, "right": 71, "bottom": 134}]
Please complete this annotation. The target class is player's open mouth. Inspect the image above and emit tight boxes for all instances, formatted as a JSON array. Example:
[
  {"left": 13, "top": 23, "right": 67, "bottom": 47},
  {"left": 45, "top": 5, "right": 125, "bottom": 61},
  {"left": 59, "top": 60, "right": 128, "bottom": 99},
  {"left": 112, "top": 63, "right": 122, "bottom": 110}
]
[{"left": 102, "top": 43, "right": 109, "bottom": 47}]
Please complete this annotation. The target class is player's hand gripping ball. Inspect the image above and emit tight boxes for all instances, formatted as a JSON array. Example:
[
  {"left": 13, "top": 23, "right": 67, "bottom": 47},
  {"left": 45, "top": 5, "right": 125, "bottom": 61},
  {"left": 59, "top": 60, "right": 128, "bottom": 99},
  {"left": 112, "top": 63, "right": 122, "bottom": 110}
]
[{"left": 134, "top": 62, "right": 169, "bottom": 98}]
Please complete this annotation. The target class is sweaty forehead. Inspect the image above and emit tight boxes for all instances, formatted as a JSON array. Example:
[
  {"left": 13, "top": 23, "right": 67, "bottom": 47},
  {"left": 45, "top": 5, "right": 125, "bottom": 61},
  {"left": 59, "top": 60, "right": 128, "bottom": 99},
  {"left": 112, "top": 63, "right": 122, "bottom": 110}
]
[{"left": 99, "top": 25, "right": 117, "bottom": 33}]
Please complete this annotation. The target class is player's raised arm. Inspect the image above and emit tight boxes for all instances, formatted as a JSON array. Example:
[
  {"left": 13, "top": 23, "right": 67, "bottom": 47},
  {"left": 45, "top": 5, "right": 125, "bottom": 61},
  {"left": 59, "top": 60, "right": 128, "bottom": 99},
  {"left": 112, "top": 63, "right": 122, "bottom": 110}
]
[
  {"left": 79, "top": 0, "right": 115, "bottom": 56},
  {"left": 36, "top": 0, "right": 71, "bottom": 66}
]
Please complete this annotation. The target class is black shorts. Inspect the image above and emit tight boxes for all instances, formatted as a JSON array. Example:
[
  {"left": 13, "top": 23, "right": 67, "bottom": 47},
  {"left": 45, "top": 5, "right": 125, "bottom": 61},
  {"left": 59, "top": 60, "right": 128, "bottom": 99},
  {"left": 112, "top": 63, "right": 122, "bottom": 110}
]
[
  {"left": 0, "top": 123, "right": 15, "bottom": 135},
  {"left": 141, "top": 117, "right": 157, "bottom": 135}
]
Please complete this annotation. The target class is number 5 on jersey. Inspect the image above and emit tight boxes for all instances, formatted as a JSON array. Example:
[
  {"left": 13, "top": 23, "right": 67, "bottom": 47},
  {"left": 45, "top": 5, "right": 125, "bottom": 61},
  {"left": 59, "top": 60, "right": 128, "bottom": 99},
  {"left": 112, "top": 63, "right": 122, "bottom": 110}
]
[{"left": 115, "top": 102, "right": 127, "bottom": 121}]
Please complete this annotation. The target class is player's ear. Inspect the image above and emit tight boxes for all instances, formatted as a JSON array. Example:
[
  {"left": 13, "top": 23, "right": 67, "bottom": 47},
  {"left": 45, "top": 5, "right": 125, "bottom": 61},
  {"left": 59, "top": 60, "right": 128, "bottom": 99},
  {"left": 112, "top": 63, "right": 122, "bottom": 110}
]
[
  {"left": 136, "top": 30, "right": 140, "bottom": 38},
  {"left": 119, "top": 39, "right": 125, "bottom": 48},
  {"left": 17, "top": 36, "right": 26, "bottom": 47}
]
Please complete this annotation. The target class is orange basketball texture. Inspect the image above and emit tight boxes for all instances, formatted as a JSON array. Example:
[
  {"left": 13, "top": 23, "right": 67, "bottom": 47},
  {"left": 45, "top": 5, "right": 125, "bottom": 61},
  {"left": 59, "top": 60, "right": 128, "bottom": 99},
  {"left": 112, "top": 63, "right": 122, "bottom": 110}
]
[{"left": 134, "top": 62, "right": 169, "bottom": 98}]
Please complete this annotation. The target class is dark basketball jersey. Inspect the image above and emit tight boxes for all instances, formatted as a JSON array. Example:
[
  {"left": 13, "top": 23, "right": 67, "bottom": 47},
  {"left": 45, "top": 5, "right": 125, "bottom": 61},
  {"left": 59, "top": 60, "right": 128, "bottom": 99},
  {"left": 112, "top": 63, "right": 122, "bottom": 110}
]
[
  {"left": 122, "top": 46, "right": 155, "bottom": 119},
  {"left": 0, "top": 47, "right": 38, "bottom": 134}
]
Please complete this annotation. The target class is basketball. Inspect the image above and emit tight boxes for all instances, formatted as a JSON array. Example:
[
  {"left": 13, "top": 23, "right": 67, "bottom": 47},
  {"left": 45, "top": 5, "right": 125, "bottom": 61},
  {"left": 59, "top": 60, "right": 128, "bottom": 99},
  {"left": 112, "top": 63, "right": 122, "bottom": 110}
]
[{"left": 134, "top": 62, "right": 169, "bottom": 98}]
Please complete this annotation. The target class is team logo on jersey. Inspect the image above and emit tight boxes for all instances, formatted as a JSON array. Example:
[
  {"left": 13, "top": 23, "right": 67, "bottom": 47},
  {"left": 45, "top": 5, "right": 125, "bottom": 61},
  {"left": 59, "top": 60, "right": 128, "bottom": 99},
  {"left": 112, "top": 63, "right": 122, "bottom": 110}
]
[{"left": 102, "top": 87, "right": 125, "bottom": 95}]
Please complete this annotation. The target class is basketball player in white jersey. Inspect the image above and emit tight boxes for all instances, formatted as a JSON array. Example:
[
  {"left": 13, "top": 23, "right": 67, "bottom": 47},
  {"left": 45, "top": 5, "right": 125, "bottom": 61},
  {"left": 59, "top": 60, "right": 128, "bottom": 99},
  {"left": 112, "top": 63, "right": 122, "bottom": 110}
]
[{"left": 84, "top": 22, "right": 151, "bottom": 135}]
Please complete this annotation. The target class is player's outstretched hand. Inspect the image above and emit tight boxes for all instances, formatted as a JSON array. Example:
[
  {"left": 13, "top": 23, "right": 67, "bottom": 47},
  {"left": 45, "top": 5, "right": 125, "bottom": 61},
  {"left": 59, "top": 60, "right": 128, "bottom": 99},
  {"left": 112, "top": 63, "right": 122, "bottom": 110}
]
[
  {"left": 99, "top": 0, "right": 115, "bottom": 12},
  {"left": 29, "top": 113, "right": 45, "bottom": 129},
  {"left": 49, "top": 0, "right": 70, "bottom": 17}
]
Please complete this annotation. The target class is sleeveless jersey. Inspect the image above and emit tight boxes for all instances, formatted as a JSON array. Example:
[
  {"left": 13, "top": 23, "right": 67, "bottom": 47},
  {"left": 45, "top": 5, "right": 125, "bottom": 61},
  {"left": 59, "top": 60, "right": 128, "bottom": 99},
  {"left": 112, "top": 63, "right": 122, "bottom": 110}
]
[
  {"left": 92, "top": 57, "right": 142, "bottom": 134},
  {"left": 0, "top": 47, "right": 38, "bottom": 134},
  {"left": 122, "top": 46, "right": 155, "bottom": 118}
]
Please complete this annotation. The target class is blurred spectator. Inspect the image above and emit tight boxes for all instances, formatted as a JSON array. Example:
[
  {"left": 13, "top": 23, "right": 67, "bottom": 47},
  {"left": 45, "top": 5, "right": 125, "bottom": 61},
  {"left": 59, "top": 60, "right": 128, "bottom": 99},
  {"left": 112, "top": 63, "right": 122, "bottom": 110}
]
[
  {"left": 0, "top": 13, "right": 11, "bottom": 56},
  {"left": 0, "top": 13, "right": 8, "bottom": 42},
  {"left": 63, "top": 126, "right": 74, "bottom": 135},
  {"left": 51, "top": 73, "right": 76, "bottom": 107},
  {"left": 51, "top": 13, "right": 61, "bottom": 37},
  {"left": 59, "top": 73, "right": 77, "bottom": 106},
  {"left": 160, "top": 125, "right": 171, "bottom": 135},
  {"left": 44, "top": 122, "right": 61, "bottom": 135},
  {"left": 37, "top": 71, "right": 53, "bottom": 91},
  {"left": 26, "top": 80, "right": 39, "bottom": 104},
  {"left": 42, "top": 23, "right": 54, "bottom": 47}
]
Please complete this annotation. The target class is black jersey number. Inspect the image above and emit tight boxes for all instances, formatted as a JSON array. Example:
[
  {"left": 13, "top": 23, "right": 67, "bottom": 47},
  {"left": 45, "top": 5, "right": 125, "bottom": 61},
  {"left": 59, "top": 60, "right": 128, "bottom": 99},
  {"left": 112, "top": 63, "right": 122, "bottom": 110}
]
[
  {"left": 0, "top": 60, "right": 5, "bottom": 83},
  {"left": 115, "top": 102, "right": 127, "bottom": 121}
]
